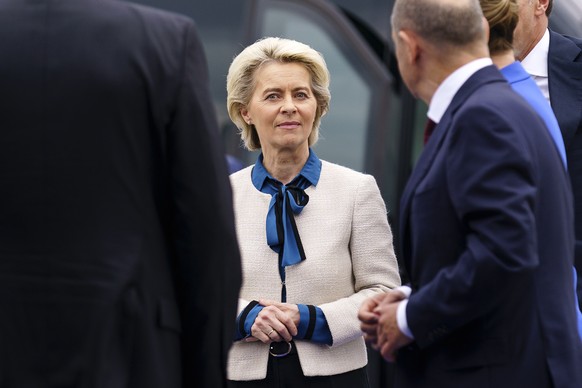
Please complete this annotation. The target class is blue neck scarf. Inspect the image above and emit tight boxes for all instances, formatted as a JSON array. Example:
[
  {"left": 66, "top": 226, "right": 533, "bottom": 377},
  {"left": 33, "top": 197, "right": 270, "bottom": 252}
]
[{"left": 252, "top": 150, "right": 321, "bottom": 267}]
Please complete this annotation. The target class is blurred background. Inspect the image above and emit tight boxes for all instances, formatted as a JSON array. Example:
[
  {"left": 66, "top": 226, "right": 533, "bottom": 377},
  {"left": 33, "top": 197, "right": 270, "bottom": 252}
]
[{"left": 126, "top": 0, "right": 582, "bottom": 386}]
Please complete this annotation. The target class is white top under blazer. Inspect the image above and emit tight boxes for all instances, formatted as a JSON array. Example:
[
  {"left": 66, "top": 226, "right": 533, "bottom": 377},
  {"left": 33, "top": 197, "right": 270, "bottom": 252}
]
[{"left": 227, "top": 160, "right": 401, "bottom": 381}]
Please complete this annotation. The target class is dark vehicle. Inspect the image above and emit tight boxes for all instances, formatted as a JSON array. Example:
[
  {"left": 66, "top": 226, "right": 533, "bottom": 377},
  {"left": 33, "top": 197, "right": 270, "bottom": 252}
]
[{"left": 129, "top": 0, "right": 582, "bottom": 386}]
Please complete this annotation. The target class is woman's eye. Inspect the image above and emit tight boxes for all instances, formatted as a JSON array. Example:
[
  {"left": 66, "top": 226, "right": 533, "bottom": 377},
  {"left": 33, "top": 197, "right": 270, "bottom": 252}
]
[
  {"left": 266, "top": 94, "right": 279, "bottom": 100},
  {"left": 296, "top": 92, "right": 308, "bottom": 98}
]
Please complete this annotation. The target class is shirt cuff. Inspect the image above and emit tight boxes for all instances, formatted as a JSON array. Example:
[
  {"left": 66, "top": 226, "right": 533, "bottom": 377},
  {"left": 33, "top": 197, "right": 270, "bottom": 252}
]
[
  {"left": 244, "top": 304, "right": 263, "bottom": 336},
  {"left": 394, "top": 285, "right": 412, "bottom": 298},
  {"left": 233, "top": 303, "right": 263, "bottom": 340},
  {"left": 296, "top": 303, "right": 310, "bottom": 338},
  {"left": 295, "top": 304, "right": 332, "bottom": 345},
  {"left": 397, "top": 299, "right": 414, "bottom": 339}
]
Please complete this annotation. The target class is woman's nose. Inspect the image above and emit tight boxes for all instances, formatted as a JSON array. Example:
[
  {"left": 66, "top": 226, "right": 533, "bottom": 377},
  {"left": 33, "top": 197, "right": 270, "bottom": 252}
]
[{"left": 280, "top": 96, "right": 297, "bottom": 114}]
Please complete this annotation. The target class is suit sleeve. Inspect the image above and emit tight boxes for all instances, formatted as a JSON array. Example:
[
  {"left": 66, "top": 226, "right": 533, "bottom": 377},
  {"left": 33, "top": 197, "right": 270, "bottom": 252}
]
[
  {"left": 166, "top": 20, "right": 241, "bottom": 388},
  {"left": 406, "top": 105, "right": 539, "bottom": 348},
  {"left": 319, "top": 175, "right": 401, "bottom": 347}
]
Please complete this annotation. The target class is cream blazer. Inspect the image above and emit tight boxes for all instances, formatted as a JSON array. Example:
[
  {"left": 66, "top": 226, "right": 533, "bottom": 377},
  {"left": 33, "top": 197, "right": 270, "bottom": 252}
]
[{"left": 227, "top": 160, "right": 400, "bottom": 381}]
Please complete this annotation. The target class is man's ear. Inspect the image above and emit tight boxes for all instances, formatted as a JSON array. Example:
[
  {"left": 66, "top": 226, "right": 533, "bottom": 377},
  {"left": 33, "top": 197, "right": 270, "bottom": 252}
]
[
  {"left": 536, "top": 0, "right": 550, "bottom": 16},
  {"left": 398, "top": 29, "right": 420, "bottom": 65}
]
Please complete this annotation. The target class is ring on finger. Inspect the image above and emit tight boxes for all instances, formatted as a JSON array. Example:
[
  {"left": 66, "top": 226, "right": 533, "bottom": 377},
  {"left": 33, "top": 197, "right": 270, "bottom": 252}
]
[{"left": 267, "top": 329, "right": 275, "bottom": 337}]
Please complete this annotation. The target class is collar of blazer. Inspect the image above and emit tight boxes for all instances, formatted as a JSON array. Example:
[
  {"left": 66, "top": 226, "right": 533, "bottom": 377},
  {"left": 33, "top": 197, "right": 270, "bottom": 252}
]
[
  {"left": 399, "top": 65, "right": 504, "bottom": 263},
  {"left": 548, "top": 29, "right": 582, "bottom": 146}
]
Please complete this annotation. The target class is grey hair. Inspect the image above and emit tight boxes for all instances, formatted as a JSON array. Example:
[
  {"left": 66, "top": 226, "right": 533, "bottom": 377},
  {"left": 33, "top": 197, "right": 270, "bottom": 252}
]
[{"left": 391, "top": 0, "right": 485, "bottom": 47}]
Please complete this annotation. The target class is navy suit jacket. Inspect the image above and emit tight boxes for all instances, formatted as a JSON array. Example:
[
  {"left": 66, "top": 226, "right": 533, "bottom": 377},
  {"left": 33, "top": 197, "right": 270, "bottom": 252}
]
[
  {"left": 0, "top": 1, "right": 241, "bottom": 387},
  {"left": 396, "top": 65, "right": 582, "bottom": 388},
  {"left": 548, "top": 30, "right": 582, "bottom": 309}
]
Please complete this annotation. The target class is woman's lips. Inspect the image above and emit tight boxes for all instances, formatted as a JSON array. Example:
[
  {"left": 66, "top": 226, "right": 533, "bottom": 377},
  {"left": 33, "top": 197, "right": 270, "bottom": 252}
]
[{"left": 277, "top": 121, "right": 300, "bottom": 129}]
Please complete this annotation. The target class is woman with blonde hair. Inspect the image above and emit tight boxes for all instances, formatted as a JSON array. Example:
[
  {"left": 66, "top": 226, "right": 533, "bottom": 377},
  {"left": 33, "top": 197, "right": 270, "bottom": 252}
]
[
  {"left": 225, "top": 36, "right": 401, "bottom": 387},
  {"left": 480, "top": 0, "right": 566, "bottom": 166}
]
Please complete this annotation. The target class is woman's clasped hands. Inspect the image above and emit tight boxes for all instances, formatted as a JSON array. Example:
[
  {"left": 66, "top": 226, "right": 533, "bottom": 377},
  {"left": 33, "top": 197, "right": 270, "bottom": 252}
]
[{"left": 245, "top": 299, "right": 301, "bottom": 343}]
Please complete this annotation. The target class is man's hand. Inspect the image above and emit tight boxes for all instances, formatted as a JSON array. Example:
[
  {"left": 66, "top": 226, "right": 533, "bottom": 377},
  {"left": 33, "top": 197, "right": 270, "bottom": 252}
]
[
  {"left": 374, "top": 296, "right": 413, "bottom": 362},
  {"left": 358, "top": 293, "right": 384, "bottom": 348},
  {"left": 359, "top": 290, "right": 409, "bottom": 348}
]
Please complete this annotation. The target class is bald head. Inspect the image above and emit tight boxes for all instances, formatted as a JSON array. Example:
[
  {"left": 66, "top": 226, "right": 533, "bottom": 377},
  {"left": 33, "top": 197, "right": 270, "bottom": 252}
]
[
  {"left": 391, "top": 0, "right": 486, "bottom": 48},
  {"left": 390, "top": 0, "right": 489, "bottom": 104}
]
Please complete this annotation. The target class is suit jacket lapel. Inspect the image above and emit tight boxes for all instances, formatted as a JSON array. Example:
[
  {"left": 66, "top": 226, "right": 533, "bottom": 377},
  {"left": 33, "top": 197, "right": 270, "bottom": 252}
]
[
  {"left": 399, "top": 113, "right": 449, "bottom": 276},
  {"left": 399, "top": 66, "right": 504, "bottom": 271},
  {"left": 548, "top": 30, "right": 582, "bottom": 146}
]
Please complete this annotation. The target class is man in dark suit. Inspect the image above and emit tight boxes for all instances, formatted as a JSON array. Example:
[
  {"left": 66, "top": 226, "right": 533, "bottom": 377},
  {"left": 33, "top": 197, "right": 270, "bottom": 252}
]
[
  {"left": 359, "top": 0, "right": 582, "bottom": 386},
  {"left": 513, "top": 0, "right": 582, "bottom": 311},
  {"left": 0, "top": 1, "right": 241, "bottom": 387}
]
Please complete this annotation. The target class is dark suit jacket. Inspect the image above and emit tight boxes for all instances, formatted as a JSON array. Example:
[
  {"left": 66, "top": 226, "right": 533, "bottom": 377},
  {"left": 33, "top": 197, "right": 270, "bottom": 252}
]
[
  {"left": 0, "top": 1, "right": 241, "bottom": 387},
  {"left": 396, "top": 65, "right": 582, "bottom": 388},
  {"left": 548, "top": 29, "right": 582, "bottom": 309}
]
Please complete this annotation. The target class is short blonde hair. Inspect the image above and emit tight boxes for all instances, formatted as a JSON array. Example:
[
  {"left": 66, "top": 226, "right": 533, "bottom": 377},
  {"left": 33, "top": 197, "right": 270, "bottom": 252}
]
[{"left": 226, "top": 37, "right": 331, "bottom": 151}]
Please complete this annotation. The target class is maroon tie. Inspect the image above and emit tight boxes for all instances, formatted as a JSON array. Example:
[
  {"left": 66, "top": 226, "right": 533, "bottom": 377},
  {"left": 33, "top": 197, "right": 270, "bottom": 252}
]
[{"left": 423, "top": 119, "right": 437, "bottom": 145}]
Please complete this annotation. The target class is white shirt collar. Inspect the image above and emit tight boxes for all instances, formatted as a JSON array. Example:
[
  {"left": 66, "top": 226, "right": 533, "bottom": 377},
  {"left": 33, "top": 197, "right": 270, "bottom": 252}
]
[
  {"left": 427, "top": 58, "right": 493, "bottom": 123},
  {"left": 521, "top": 28, "right": 549, "bottom": 77}
]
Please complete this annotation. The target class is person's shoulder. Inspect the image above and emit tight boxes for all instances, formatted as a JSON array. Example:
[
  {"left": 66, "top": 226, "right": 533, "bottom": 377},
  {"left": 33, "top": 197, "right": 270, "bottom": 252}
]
[
  {"left": 320, "top": 160, "right": 377, "bottom": 185},
  {"left": 565, "top": 34, "right": 582, "bottom": 50},
  {"left": 558, "top": 32, "right": 582, "bottom": 46},
  {"left": 321, "top": 160, "right": 361, "bottom": 176},
  {"left": 103, "top": 0, "right": 194, "bottom": 28},
  {"left": 318, "top": 161, "right": 382, "bottom": 204},
  {"left": 454, "top": 74, "right": 537, "bottom": 134},
  {"left": 457, "top": 68, "right": 514, "bottom": 109},
  {"left": 454, "top": 65, "right": 509, "bottom": 107},
  {"left": 550, "top": 29, "right": 582, "bottom": 49},
  {"left": 229, "top": 165, "right": 253, "bottom": 185}
]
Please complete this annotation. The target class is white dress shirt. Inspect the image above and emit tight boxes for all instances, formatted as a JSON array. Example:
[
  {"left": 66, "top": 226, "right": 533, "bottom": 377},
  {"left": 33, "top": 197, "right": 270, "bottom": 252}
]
[
  {"left": 427, "top": 58, "right": 493, "bottom": 124},
  {"left": 521, "top": 28, "right": 550, "bottom": 102}
]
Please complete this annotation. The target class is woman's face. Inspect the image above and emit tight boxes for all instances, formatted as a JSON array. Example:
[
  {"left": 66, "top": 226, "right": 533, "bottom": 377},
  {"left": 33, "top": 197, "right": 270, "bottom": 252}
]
[{"left": 241, "top": 62, "right": 317, "bottom": 156}]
